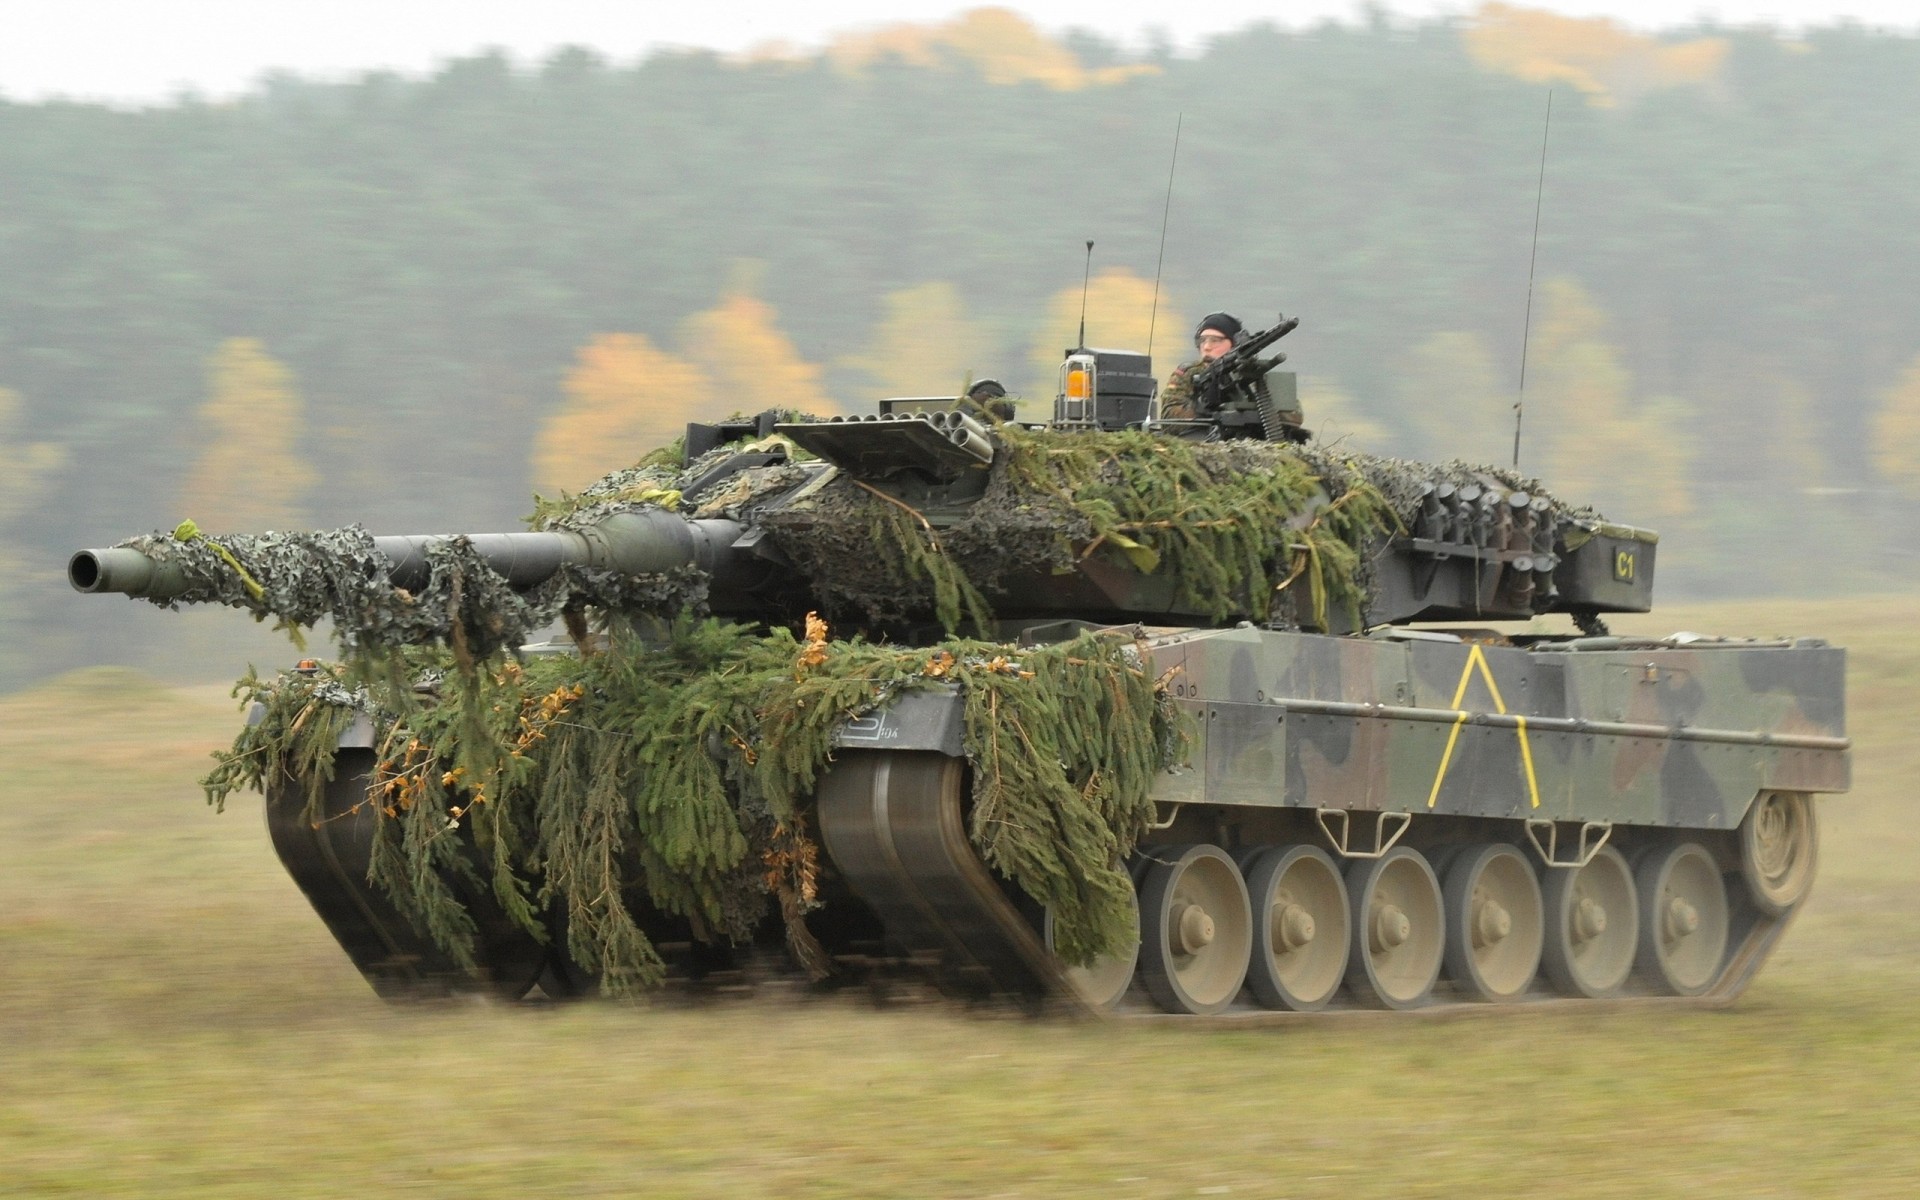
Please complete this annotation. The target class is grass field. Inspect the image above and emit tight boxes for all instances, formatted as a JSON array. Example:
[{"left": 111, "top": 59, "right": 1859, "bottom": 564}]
[{"left": 3, "top": 598, "right": 1916, "bottom": 1198}]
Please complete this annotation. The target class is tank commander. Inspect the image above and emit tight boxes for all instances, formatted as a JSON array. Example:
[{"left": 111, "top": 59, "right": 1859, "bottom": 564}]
[
  {"left": 1159, "top": 310, "right": 1306, "bottom": 434},
  {"left": 1159, "top": 312, "right": 1243, "bottom": 420}
]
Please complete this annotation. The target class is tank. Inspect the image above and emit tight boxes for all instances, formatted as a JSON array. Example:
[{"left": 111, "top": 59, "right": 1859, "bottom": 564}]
[{"left": 69, "top": 315, "right": 1846, "bottom": 1015}]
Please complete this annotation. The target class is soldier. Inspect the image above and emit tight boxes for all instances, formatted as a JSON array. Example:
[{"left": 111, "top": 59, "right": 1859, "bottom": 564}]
[{"left": 1159, "top": 312, "right": 1244, "bottom": 420}]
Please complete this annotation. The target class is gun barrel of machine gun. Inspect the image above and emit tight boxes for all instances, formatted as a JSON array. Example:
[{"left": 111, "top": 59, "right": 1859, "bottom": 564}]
[{"left": 1248, "top": 352, "right": 1289, "bottom": 378}]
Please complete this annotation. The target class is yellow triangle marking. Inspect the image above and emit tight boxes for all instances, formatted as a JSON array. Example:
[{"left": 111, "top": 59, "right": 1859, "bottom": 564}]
[{"left": 1425, "top": 643, "right": 1542, "bottom": 810}]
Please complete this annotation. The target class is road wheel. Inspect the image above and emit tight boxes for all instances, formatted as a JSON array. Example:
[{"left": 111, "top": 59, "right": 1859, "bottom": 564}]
[
  {"left": 1540, "top": 844, "right": 1637, "bottom": 998},
  {"left": 1138, "top": 844, "right": 1253, "bottom": 1015},
  {"left": 1442, "top": 843, "right": 1544, "bottom": 1002},
  {"left": 1242, "top": 845, "right": 1350, "bottom": 1011},
  {"left": 1344, "top": 846, "right": 1443, "bottom": 1010},
  {"left": 1044, "top": 888, "right": 1139, "bottom": 1011},
  {"left": 1635, "top": 841, "right": 1730, "bottom": 996}
]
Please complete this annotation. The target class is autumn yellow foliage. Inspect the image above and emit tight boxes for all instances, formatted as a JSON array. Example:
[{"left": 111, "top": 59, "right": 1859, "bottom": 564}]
[
  {"left": 533, "top": 334, "right": 711, "bottom": 492},
  {"left": 839, "top": 281, "right": 996, "bottom": 405},
  {"left": 1463, "top": 3, "right": 1727, "bottom": 107},
  {"left": 1300, "top": 378, "right": 1392, "bottom": 450},
  {"left": 1870, "top": 354, "right": 1920, "bottom": 501},
  {"left": 1026, "top": 269, "right": 1178, "bottom": 397},
  {"left": 680, "top": 292, "right": 838, "bottom": 418},
  {"left": 177, "top": 338, "right": 314, "bottom": 533},
  {"left": 537, "top": 288, "right": 841, "bottom": 492},
  {"left": 820, "top": 7, "right": 1158, "bottom": 91},
  {"left": 1529, "top": 279, "right": 1693, "bottom": 524}
]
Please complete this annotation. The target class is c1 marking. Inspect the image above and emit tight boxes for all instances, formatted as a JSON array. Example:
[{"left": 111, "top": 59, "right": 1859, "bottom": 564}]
[{"left": 1613, "top": 548, "right": 1636, "bottom": 583}]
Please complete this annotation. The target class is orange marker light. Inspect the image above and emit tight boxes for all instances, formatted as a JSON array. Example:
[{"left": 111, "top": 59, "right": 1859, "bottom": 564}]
[{"left": 1066, "top": 367, "right": 1091, "bottom": 400}]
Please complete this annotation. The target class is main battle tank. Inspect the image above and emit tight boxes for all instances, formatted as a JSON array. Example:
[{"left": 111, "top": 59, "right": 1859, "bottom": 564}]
[{"left": 70, "top": 315, "right": 1847, "bottom": 1015}]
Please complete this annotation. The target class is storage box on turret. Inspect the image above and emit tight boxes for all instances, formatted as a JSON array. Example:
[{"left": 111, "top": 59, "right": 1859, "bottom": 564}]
[{"left": 1556, "top": 522, "right": 1657, "bottom": 612}]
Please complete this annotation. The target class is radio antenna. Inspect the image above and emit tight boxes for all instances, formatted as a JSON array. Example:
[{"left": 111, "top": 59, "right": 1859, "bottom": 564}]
[
  {"left": 1146, "top": 113, "right": 1183, "bottom": 365},
  {"left": 1513, "top": 90, "right": 1553, "bottom": 470},
  {"left": 1076, "top": 239, "right": 1094, "bottom": 350}
]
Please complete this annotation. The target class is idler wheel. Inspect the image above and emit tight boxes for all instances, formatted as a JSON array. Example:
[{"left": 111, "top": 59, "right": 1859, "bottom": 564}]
[{"left": 1740, "top": 791, "right": 1818, "bottom": 916}]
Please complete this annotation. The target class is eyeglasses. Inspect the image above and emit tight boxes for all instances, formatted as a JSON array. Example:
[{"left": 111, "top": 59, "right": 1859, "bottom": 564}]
[{"left": 1196, "top": 333, "right": 1231, "bottom": 347}]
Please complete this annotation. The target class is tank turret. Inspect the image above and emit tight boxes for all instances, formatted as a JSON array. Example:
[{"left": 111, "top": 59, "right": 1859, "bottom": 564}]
[{"left": 73, "top": 405, "right": 1652, "bottom": 642}]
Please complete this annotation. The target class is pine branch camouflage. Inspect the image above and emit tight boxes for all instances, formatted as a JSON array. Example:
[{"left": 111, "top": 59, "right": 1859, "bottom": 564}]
[
  {"left": 207, "top": 624, "right": 1181, "bottom": 990},
  {"left": 171, "top": 422, "right": 1604, "bottom": 993}
]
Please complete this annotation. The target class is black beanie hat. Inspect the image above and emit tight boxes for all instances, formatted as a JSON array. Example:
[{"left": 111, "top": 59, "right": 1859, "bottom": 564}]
[{"left": 1194, "top": 312, "right": 1244, "bottom": 346}]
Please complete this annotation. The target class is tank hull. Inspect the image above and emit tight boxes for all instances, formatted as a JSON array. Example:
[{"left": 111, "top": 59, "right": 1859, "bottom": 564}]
[
  {"left": 808, "top": 624, "right": 1841, "bottom": 1013},
  {"left": 274, "top": 623, "right": 1844, "bottom": 1014}
]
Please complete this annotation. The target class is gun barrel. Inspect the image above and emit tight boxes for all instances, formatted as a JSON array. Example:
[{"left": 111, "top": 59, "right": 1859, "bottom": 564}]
[
  {"left": 69, "top": 510, "right": 753, "bottom": 601},
  {"left": 1225, "top": 316, "right": 1299, "bottom": 369},
  {"left": 68, "top": 546, "right": 187, "bottom": 597}
]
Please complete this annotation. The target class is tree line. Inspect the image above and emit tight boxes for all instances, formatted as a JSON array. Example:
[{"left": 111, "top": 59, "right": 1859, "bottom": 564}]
[{"left": 4, "top": 7, "right": 1918, "bottom": 686}]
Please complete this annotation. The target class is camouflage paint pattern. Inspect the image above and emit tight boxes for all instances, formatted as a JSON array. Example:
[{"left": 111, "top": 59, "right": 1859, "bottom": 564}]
[{"left": 1147, "top": 625, "right": 1847, "bottom": 832}]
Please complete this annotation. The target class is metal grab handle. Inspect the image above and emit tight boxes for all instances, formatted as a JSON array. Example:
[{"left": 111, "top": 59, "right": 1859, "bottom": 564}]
[
  {"left": 1315, "top": 808, "right": 1412, "bottom": 860},
  {"left": 1525, "top": 819, "right": 1613, "bottom": 869}
]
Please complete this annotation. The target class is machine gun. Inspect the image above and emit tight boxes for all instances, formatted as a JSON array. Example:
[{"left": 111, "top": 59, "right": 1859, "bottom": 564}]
[{"left": 1182, "top": 313, "right": 1303, "bottom": 441}]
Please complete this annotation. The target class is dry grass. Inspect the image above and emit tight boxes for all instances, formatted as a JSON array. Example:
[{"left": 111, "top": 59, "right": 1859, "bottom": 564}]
[{"left": 3, "top": 598, "right": 1917, "bottom": 1199}]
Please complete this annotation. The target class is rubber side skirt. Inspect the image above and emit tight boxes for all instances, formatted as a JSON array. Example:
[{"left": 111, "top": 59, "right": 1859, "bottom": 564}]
[
  {"left": 814, "top": 750, "right": 1075, "bottom": 1010},
  {"left": 265, "top": 749, "right": 546, "bottom": 1000}
]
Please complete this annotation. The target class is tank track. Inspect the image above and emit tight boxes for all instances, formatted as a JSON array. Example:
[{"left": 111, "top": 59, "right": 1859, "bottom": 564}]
[
  {"left": 270, "top": 748, "right": 1802, "bottom": 1014},
  {"left": 811, "top": 750, "right": 1805, "bottom": 1020},
  {"left": 266, "top": 751, "right": 819, "bottom": 1002},
  {"left": 264, "top": 750, "right": 553, "bottom": 1001}
]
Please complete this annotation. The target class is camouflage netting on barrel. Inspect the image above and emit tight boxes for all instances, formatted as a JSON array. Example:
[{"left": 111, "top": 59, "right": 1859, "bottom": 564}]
[
  {"left": 116, "top": 521, "right": 524, "bottom": 652},
  {"left": 113, "top": 520, "right": 708, "bottom": 663},
  {"left": 205, "top": 621, "right": 1181, "bottom": 993}
]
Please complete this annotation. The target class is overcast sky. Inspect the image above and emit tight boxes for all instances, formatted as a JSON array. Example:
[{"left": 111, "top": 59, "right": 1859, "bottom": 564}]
[{"left": 5, "top": 0, "right": 1916, "bottom": 106}]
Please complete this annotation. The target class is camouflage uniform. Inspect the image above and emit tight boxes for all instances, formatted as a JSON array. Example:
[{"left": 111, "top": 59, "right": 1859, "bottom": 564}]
[
  {"left": 1160, "top": 359, "right": 1305, "bottom": 428},
  {"left": 1159, "top": 360, "right": 1205, "bottom": 420}
]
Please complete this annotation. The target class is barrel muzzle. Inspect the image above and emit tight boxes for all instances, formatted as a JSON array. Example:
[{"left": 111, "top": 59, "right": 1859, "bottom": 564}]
[{"left": 68, "top": 547, "right": 187, "bottom": 597}]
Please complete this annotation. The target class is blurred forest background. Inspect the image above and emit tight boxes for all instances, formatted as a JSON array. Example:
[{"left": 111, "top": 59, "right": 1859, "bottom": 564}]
[{"left": 5, "top": 4, "right": 1919, "bottom": 689}]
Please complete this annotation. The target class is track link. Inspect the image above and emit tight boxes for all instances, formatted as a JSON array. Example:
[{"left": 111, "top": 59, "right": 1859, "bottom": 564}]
[{"left": 814, "top": 751, "right": 1070, "bottom": 1010}]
